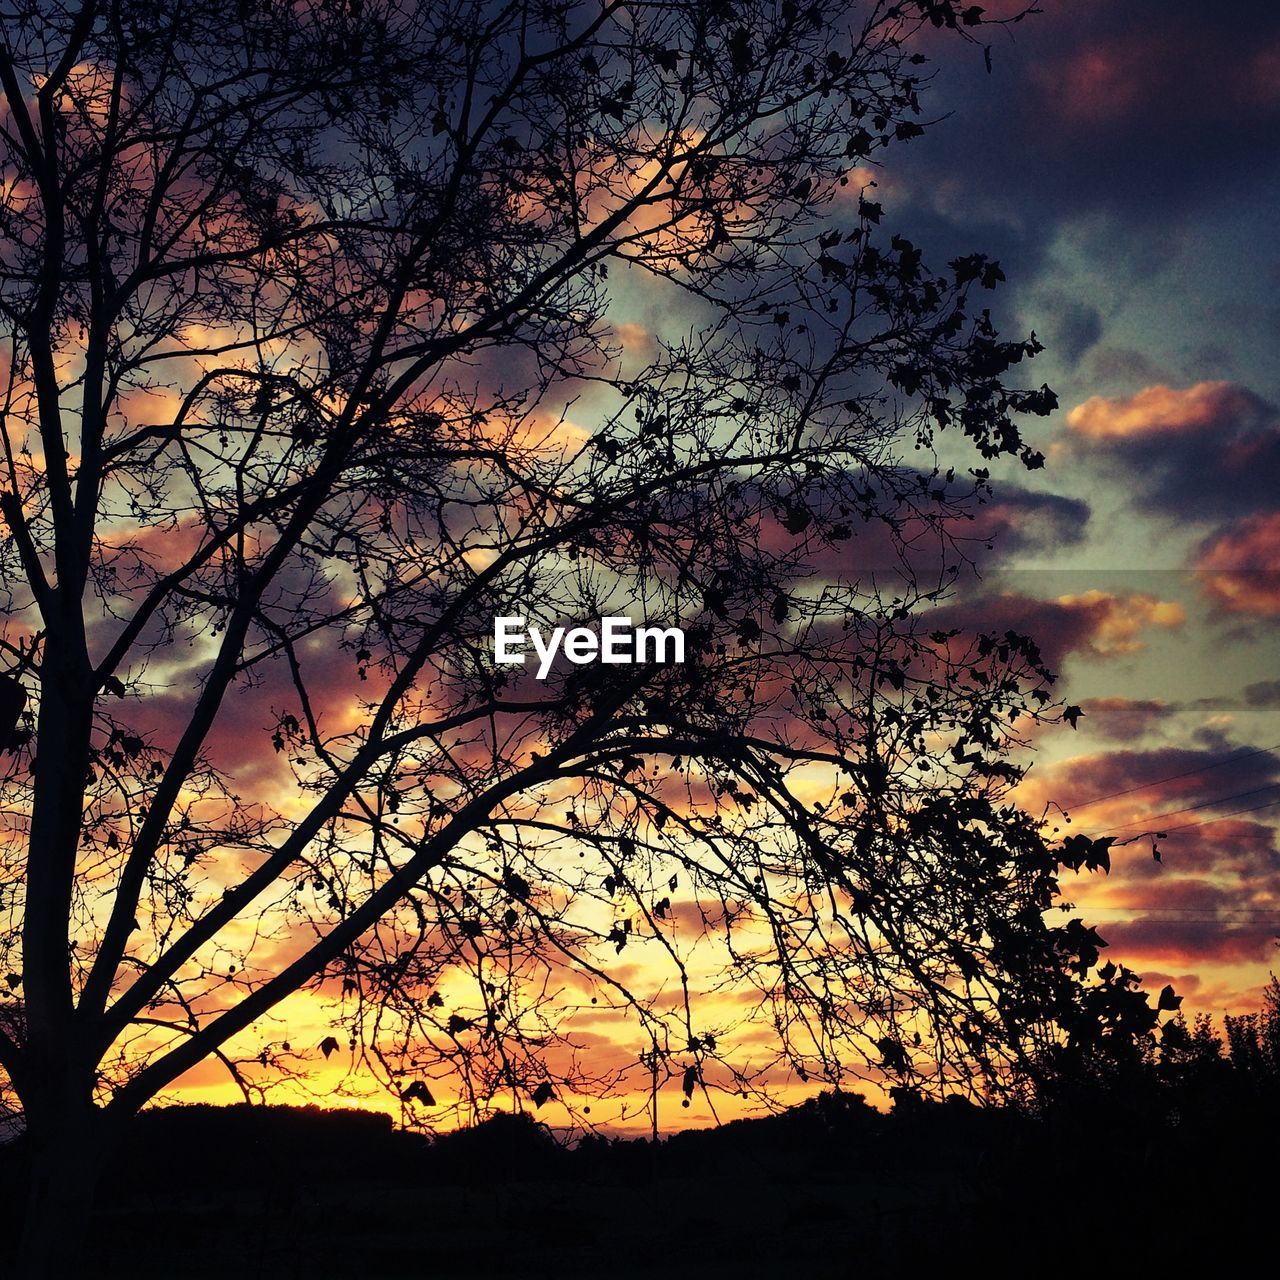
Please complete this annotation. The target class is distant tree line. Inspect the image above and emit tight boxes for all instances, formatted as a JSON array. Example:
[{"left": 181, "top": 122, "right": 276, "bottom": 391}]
[
  {"left": 1159, "top": 976, "right": 1280, "bottom": 1102},
  {"left": 1030, "top": 971, "right": 1280, "bottom": 1126}
]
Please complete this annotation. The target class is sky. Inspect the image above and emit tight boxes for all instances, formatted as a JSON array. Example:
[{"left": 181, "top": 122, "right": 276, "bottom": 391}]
[
  {"left": 56, "top": 0, "right": 1277, "bottom": 1128},
  {"left": 553, "top": 0, "right": 1280, "bottom": 1043},
  {"left": 873, "top": 0, "right": 1280, "bottom": 1019}
]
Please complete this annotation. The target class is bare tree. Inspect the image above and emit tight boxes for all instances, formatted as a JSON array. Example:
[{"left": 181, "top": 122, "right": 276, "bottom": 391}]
[{"left": 0, "top": 0, "right": 1093, "bottom": 1267}]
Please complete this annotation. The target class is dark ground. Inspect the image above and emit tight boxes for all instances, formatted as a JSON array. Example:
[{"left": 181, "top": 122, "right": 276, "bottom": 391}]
[{"left": 0, "top": 1089, "right": 1271, "bottom": 1276}]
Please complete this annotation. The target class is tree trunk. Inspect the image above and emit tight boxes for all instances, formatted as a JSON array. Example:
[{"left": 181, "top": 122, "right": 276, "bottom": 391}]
[{"left": 13, "top": 1105, "right": 109, "bottom": 1278}]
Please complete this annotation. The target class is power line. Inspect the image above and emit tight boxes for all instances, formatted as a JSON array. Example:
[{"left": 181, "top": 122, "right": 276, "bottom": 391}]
[
  {"left": 1092, "top": 921, "right": 1277, "bottom": 927},
  {"left": 1174, "top": 830, "right": 1278, "bottom": 840},
  {"left": 1056, "top": 742, "right": 1280, "bottom": 815},
  {"left": 1148, "top": 797, "right": 1280, "bottom": 836},
  {"left": 1066, "top": 907, "right": 1280, "bottom": 920},
  {"left": 1053, "top": 905, "right": 1280, "bottom": 926},
  {"left": 1064, "top": 904, "right": 1280, "bottom": 914},
  {"left": 1097, "top": 782, "right": 1280, "bottom": 837},
  {"left": 1079, "top": 918, "right": 1278, "bottom": 927}
]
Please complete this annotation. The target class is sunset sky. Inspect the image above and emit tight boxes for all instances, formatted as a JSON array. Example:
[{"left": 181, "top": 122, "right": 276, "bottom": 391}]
[
  {"left": 576, "top": 0, "right": 1280, "bottom": 1033},
  {"left": 881, "top": 0, "right": 1280, "bottom": 1018},
  {"left": 135, "top": 0, "right": 1280, "bottom": 1128}
]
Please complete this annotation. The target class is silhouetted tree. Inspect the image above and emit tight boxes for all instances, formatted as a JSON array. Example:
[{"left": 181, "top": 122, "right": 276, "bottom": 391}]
[
  {"left": 1221, "top": 977, "right": 1280, "bottom": 1089},
  {"left": 1161, "top": 1010, "right": 1225, "bottom": 1075},
  {"left": 1156, "top": 980, "right": 1280, "bottom": 1094},
  {"left": 0, "top": 0, "right": 1114, "bottom": 1268}
]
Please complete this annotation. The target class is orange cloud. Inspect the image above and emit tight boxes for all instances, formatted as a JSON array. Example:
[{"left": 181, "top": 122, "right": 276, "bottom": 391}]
[
  {"left": 924, "top": 587, "right": 1185, "bottom": 676},
  {"left": 612, "top": 322, "right": 659, "bottom": 370},
  {"left": 1052, "top": 589, "right": 1185, "bottom": 654},
  {"left": 1066, "top": 381, "right": 1268, "bottom": 441},
  {"left": 1197, "top": 511, "right": 1280, "bottom": 569},
  {"left": 1196, "top": 512, "right": 1280, "bottom": 615}
]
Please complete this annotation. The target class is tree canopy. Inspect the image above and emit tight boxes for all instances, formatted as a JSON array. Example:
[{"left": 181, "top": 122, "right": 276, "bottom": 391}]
[{"left": 0, "top": 0, "right": 1148, "bottom": 1264}]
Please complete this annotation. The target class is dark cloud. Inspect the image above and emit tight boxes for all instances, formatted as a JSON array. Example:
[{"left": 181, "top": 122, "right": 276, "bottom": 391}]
[
  {"left": 1038, "top": 295, "right": 1103, "bottom": 368},
  {"left": 1087, "top": 813, "right": 1280, "bottom": 887},
  {"left": 1077, "top": 697, "right": 1176, "bottom": 742},
  {"left": 1045, "top": 742, "right": 1280, "bottom": 820},
  {"left": 1064, "top": 381, "right": 1280, "bottom": 523},
  {"left": 1195, "top": 517, "right": 1280, "bottom": 617},
  {"left": 1182, "top": 343, "right": 1238, "bottom": 382},
  {"left": 970, "top": 484, "right": 1090, "bottom": 559},
  {"left": 1051, "top": 397, "right": 1280, "bottom": 611},
  {"left": 1244, "top": 679, "right": 1280, "bottom": 707},
  {"left": 754, "top": 473, "right": 1089, "bottom": 581},
  {"left": 862, "top": 0, "right": 1280, "bottom": 381},
  {"left": 895, "top": 0, "right": 1280, "bottom": 232},
  {"left": 869, "top": 201, "right": 1047, "bottom": 323},
  {"left": 1067, "top": 868, "right": 1280, "bottom": 969},
  {"left": 1083, "top": 346, "right": 1173, "bottom": 391},
  {"left": 1092, "top": 915, "right": 1278, "bottom": 969},
  {"left": 128, "top": 626, "right": 364, "bottom": 788},
  {"left": 928, "top": 586, "right": 1183, "bottom": 672}
]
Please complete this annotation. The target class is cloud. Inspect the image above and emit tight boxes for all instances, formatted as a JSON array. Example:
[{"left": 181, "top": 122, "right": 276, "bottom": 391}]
[
  {"left": 1062, "top": 384, "right": 1280, "bottom": 540},
  {"left": 123, "top": 623, "right": 370, "bottom": 791},
  {"left": 753, "top": 473, "right": 1090, "bottom": 584},
  {"left": 1027, "top": 733, "right": 1280, "bottom": 987},
  {"left": 864, "top": 0, "right": 1280, "bottom": 395},
  {"left": 1065, "top": 381, "right": 1271, "bottom": 443},
  {"left": 1077, "top": 697, "right": 1176, "bottom": 742},
  {"left": 971, "top": 485, "right": 1090, "bottom": 559},
  {"left": 1057, "top": 798, "right": 1280, "bottom": 972},
  {"left": 1035, "top": 294, "right": 1103, "bottom": 368},
  {"left": 894, "top": 1, "right": 1280, "bottom": 232},
  {"left": 1077, "top": 866, "right": 1280, "bottom": 970},
  {"left": 1244, "top": 680, "right": 1280, "bottom": 707},
  {"left": 1093, "top": 915, "right": 1278, "bottom": 969},
  {"left": 927, "top": 586, "right": 1184, "bottom": 672},
  {"left": 612, "top": 322, "right": 659, "bottom": 371},
  {"left": 1083, "top": 347, "right": 1173, "bottom": 390},
  {"left": 1051, "top": 589, "right": 1185, "bottom": 655},
  {"left": 1024, "top": 740, "right": 1280, "bottom": 834},
  {"left": 1078, "top": 811, "right": 1280, "bottom": 889},
  {"left": 1057, "top": 383, "right": 1280, "bottom": 618},
  {"left": 1195, "top": 513, "right": 1280, "bottom": 617}
]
